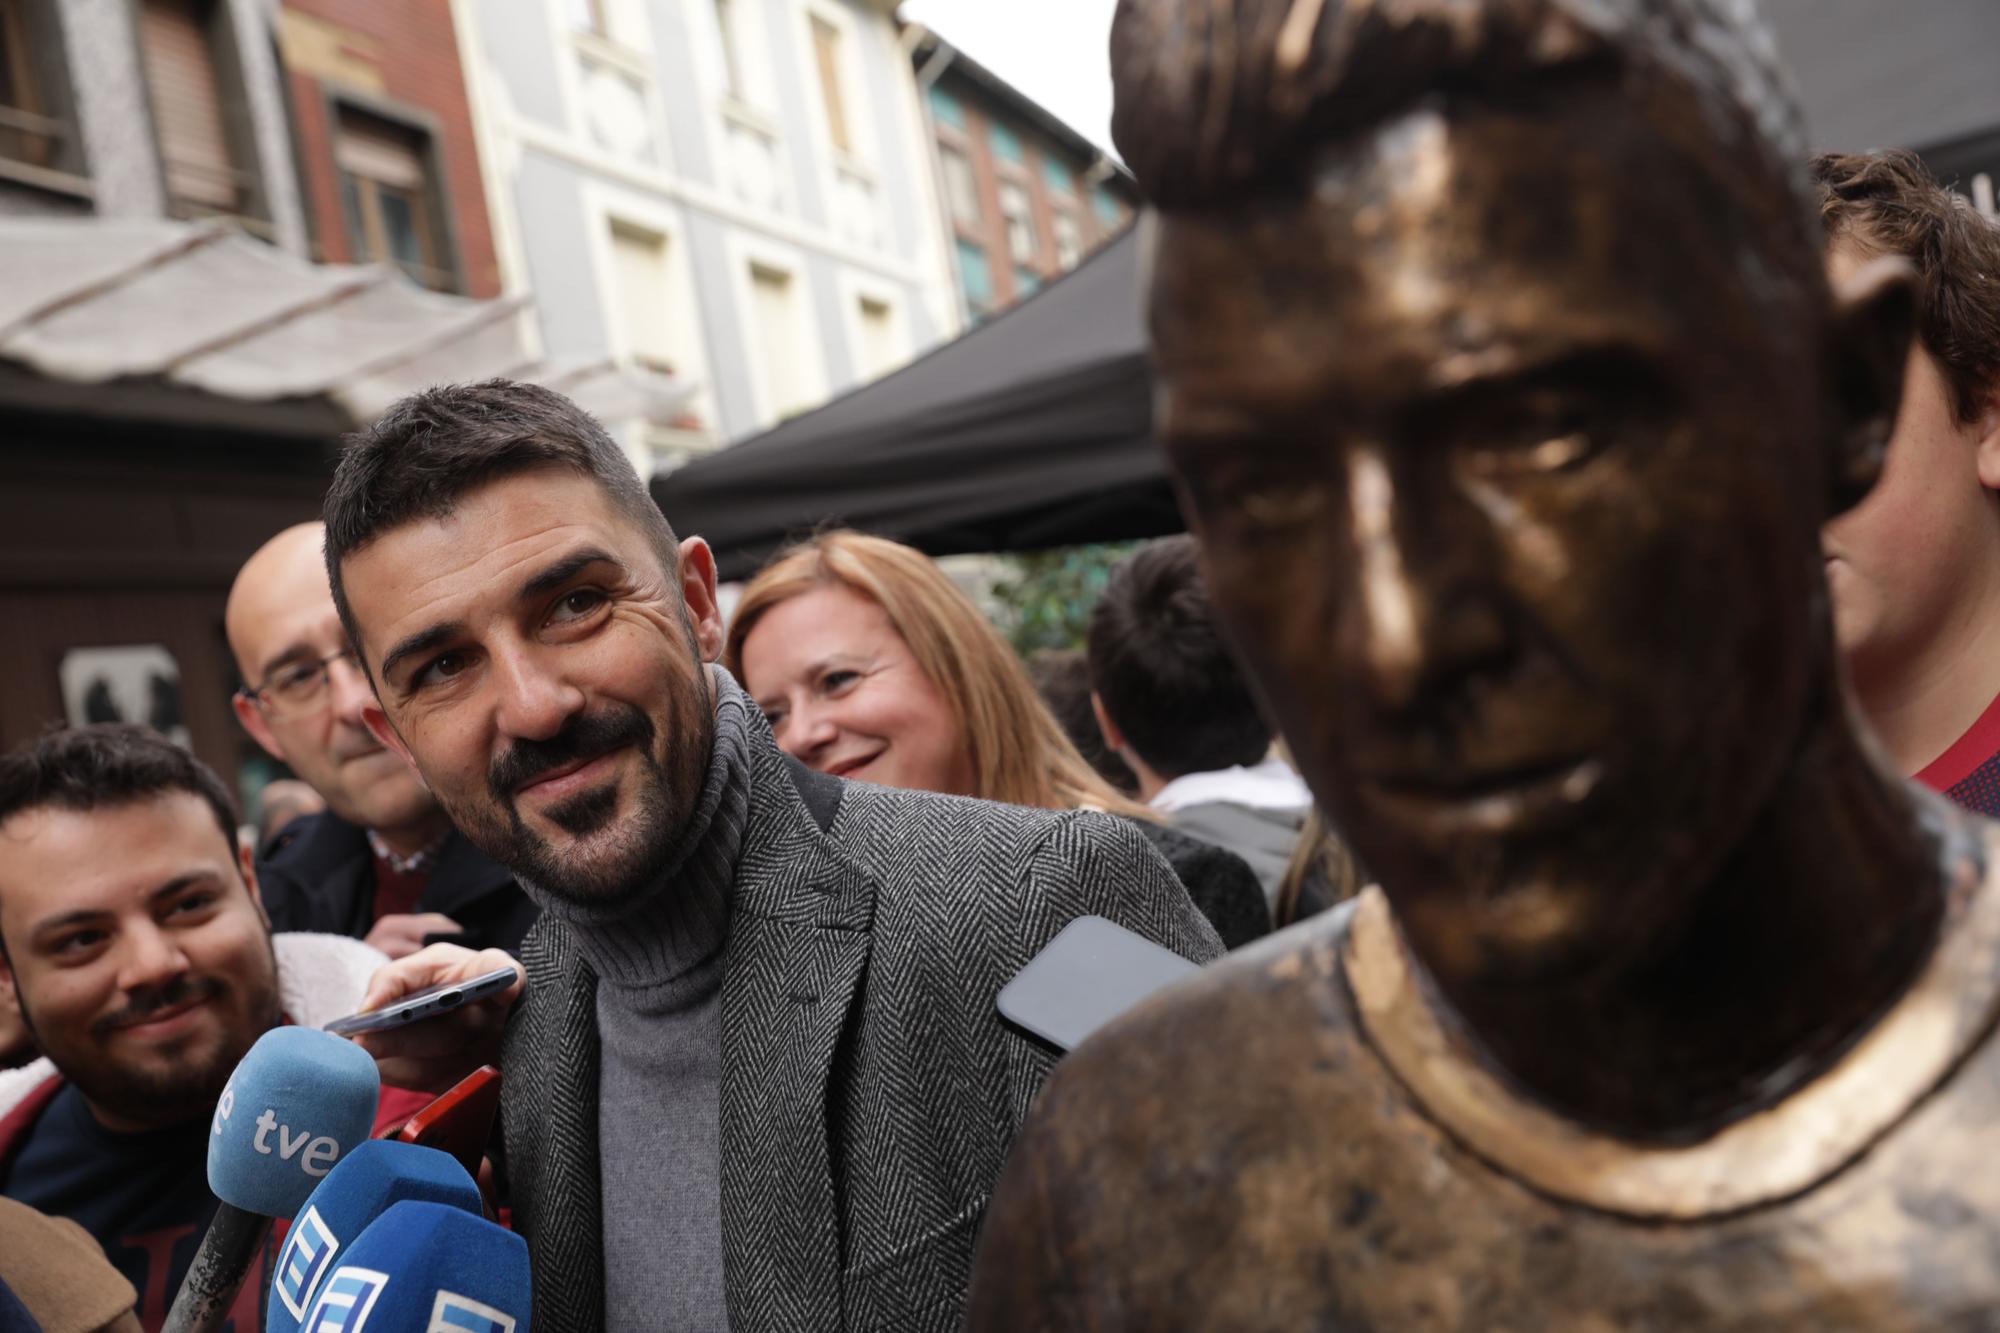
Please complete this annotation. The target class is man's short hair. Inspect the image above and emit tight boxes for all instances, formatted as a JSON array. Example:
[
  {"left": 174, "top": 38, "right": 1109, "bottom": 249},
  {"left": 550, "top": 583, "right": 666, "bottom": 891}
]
[
  {"left": 1029, "top": 648, "right": 1140, "bottom": 796},
  {"left": 323, "top": 379, "right": 678, "bottom": 654},
  {"left": 0, "top": 724, "right": 241, "bottom": 861},
  {"left": 1110, "top": 0, "right": 1808, "bottom": 221},
  {"left": 1088, "top": 536, "right": 1270, "bottom": 780},
  {"left": 1814, "top": 149, "right": 2000, "bottom": 424}
]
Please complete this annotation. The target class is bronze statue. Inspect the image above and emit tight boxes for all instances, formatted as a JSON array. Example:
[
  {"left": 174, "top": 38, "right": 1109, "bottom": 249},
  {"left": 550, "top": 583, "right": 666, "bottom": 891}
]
[{"left": 966, "top": 1, "right": 2000, "bottom": 1326}]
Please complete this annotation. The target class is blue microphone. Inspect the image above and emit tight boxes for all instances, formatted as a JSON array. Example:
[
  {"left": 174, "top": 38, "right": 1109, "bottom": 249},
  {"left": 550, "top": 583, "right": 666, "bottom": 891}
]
[
  {"left": 297, "top": 1201, "right": 530, "bottom": 1333},
  {"left": 268, "top": 1140, "right": 482, "bottom": 1333},
  {"left": 164, "top": 1028, "right": 381, "bottom": 1333}
]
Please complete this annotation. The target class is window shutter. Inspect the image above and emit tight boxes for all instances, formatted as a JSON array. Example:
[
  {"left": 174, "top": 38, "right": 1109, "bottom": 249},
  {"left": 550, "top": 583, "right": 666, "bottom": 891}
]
[
  {"left": 335, "top": 114, "right": 424, "bottom": 191},
  {"left": 138, "top": 0, "right": 237, "bottom": 211}
]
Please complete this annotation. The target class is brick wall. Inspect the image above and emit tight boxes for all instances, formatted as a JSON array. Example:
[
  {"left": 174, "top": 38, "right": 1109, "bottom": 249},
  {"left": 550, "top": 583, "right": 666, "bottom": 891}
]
[{"left": 276, "top": 0, "right": 499, "bottom": 297}]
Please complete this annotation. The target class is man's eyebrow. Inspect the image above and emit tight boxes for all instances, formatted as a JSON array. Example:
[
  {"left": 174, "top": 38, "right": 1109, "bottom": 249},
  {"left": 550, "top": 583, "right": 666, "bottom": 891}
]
[
  {"left": 520, "top": 548, "right": 626, "bottom": 601},
  {"left": 381, "top": 621, "right": 466, "bottom": 684},
  {"left": 30, "top": 871, "right": 218, "bottom": 940},
  {"left": 256, "top": 638, "right": 318, "bottom": 682}
]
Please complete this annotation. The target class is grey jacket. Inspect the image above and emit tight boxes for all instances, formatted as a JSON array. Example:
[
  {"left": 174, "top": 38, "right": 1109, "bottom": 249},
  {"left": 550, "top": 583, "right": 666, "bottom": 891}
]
[{"left": 501, "top": 724, "right": 1224, "bottom": 1332}]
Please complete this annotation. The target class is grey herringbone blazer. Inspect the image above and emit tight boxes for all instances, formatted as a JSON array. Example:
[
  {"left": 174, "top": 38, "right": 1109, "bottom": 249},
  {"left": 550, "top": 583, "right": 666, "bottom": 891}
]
[{"left": 501, "top": 722, "right": 1224, "bottom": 1332}]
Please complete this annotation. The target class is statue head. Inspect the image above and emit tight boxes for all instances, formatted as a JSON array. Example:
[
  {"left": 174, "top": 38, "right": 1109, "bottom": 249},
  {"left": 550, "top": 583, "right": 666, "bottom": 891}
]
[{"left": 1114, "top": 0, "right": 1914, "bottom": 988}]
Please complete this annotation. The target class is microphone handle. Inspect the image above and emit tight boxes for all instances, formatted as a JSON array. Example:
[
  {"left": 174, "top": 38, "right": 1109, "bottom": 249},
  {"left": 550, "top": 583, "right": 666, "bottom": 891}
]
[{"left": 162, "top": 1202, "right": 272, "bottom": 1333}]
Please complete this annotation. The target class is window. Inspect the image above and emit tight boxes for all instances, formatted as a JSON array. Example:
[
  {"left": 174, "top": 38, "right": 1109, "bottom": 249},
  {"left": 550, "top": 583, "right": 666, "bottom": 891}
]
[
  {"left": 940, "top": 143, "right": 979, "bottom": 228},
  {"left": 1014, "top": 267, "right": 1041, "bottom": 300},
  {"left": 749, "top": 262, "right": 819, "bottom": 419},
  {"left": 609, "top": 220, "right": 689, "bottom": 379},
  {"left": 856, "top": 296, "right": 902, "bottom": 382},
  {"left": 956, "top": 238, "right": 993, "bottom": 314},
  {"left": 0, "top": 0, "right": 79, "bottom": 178},
  {"left": 988, "top": 121, "right": 1023, "bottom": 166},
  {"left": 1093, "top": 187, "right": 1124, "bottom": 229},
  {"left": 998, "top": 180, "right": 1035, "bottom": 264},
  {"left": 714, "top": 0, "right": 743, "bottom": 98},
  {"left": 1052, "top": 209, "right": 1082, "bottom": 269},
  {"left": 138, "top": 0, "right": 259, "bottom": 218},
  {"left": 810, "top": 16, "right": 851, "bottom": 156},
  {"left": 927, "top": 85, "right": 965, "bottom": 132},
  {"left": 336, "top": 107, "right": 451, "bottom": 290},
  {"left": 1041, "top": 154, "right": 1073, "bottom": 198}
]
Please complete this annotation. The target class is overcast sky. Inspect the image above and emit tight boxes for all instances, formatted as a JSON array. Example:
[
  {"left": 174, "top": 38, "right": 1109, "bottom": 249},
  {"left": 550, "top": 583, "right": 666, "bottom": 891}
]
[{"left": 899, "top": 0, "right": 1122, "bottom": 157}]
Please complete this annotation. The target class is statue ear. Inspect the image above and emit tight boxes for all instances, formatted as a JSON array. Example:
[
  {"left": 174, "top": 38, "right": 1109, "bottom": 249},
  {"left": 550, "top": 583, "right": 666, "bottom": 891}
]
[{"left": 1824, "top": 254, "right": 1916, "bottom": 517}]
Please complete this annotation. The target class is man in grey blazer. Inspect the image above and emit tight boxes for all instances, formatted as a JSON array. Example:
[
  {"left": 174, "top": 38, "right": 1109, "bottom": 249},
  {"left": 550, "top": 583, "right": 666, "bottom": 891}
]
[{"left": 324, "top": 379, "right": 1223, "bottom": 1332}]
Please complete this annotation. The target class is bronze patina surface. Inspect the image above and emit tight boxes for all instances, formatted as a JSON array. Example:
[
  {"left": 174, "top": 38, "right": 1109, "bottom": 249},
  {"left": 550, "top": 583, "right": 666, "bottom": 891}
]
[{"left": 966, "top": 0, "right": 2000, "bottom": 1326}]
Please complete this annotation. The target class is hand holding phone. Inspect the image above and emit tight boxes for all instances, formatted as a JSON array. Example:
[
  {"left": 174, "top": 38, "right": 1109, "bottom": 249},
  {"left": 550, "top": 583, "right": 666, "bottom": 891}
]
[{"left": 342, "top": 944, "right": 525, "bottom": 1093}]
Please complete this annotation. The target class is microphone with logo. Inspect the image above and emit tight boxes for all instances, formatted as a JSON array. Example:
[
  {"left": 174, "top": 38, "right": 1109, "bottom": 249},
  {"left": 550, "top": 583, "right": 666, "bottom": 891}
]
[
  {"left": 295, "top": 1200, "right": 530, "bottom": 1332},
  {"left": 164, "top": 1027, "right": 382, "bottom": 1333},
  {"left": 265, "top": 1139, "right": 482, "bottom": 1333}
]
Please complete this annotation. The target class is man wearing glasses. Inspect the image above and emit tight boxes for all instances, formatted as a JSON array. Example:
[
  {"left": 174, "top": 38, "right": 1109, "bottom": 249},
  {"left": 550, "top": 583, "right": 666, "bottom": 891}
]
[{"left": 227, "top": 523, "right": 537, "bottom": 958}]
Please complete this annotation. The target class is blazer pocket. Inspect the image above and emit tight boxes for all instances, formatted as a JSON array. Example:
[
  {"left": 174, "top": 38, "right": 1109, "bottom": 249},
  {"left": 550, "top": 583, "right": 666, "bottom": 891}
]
[{"left": 844, "top": 1197, "right": 987, "bottom": 1332}]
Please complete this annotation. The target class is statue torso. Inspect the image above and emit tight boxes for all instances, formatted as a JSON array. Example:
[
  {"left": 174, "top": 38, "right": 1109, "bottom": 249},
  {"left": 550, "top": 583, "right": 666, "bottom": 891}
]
[{"left": 994, "top": 893, "right": 2000, "bottom": 1332}]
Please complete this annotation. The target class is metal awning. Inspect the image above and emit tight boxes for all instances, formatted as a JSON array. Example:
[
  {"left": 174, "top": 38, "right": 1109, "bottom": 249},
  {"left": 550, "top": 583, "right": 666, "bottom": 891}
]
[{"left": 0, "top": 216, "right": 694, "bottom": 435}]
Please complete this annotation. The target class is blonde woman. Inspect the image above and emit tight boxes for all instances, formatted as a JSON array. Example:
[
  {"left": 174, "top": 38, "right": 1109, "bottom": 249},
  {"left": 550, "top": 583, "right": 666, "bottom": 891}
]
[{"left": 727, "top": 532, "right": 1271, "bottom": 947}]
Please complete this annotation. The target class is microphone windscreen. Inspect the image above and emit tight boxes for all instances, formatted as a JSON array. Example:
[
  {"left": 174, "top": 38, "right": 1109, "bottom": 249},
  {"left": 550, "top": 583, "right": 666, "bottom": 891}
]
[
  {"left": 297, "top": 1201, "right": 530, "bottom": 1333},
  {"left": 267, "top": 1140, "right": 481, "bottom": 1333},
  {"left": 207, "top": 1027, "right": 380, "bottom": 1219}
]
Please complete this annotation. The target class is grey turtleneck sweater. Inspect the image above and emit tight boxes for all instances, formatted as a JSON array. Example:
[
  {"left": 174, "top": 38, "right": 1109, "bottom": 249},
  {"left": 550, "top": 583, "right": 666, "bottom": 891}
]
[{"left": 528, "top": 672, "right": 753, "bottom": 1332}]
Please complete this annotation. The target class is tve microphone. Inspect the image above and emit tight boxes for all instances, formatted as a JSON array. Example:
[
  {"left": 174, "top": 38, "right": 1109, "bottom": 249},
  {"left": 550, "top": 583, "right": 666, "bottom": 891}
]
[
  {"left": 267, "top": 1140, "right": 481, "bottom": 1333},
  {"left": 297, "top": 1200, "right": 530, "bottom": 1333},
  {"left": 164, "top": 1027, "right": 381, "bottom": 1333}
]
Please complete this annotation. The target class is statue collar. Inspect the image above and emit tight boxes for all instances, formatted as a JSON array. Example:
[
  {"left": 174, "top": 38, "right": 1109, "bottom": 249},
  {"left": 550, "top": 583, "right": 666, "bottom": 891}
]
[{"left": 1344, "top": 836, "right": 2000, "bottom": 1220}]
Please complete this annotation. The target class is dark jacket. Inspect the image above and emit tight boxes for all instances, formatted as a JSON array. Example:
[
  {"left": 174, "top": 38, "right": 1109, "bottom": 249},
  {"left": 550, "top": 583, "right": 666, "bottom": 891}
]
[
  {"left": 1136, "top": 821, "right": 1272, "bottom": 949},
  {"left": 258, "top": 812, "right": 539, "bottom": 957},
  {"left": 502, "top": 723, "right": 1224, "bottom": 1333}
]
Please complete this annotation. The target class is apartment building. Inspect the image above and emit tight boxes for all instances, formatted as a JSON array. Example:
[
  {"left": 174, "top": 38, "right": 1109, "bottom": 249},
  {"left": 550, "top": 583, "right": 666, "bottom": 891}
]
[
  {"left": 454, "top": 0, "right": 960, "bottom": 470},
  {"left": 908, "top": 30, "right": 1135, "bottom": 324}
]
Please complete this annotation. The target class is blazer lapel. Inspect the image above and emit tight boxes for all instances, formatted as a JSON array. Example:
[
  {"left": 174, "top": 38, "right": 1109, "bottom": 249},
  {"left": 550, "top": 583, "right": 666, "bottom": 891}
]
[{"left": 719, "top": 748, "right": 876, "bottom": 1331}]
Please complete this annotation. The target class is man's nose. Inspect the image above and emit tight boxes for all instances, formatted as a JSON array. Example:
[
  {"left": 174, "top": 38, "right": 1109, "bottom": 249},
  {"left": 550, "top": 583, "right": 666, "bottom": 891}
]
[
  {"left": 116, "top": 921, "right": 191, "bottom": 995},
  {"left": 327, "top": 651, "right": 374, "bottom": 728},
  {"left": 491, "top": 643, "right": 587, "bottom": 741},
  {"left": 1345, "top": 447, "right": 1510, "bottom": 714}
]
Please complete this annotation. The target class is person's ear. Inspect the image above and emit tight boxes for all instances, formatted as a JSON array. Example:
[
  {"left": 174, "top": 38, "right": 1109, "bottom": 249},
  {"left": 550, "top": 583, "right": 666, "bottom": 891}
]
[
  {"left": 1825, "top": 254, "right": 1917, "bottom": 516},
  {"left": 678, "top": 537, "right": 726, "bottom": 663},
  {"left": 232, "top": 691, "right": 288, "bottom": 763},
  {"left": 237, "top": 840, "right": 272, "bottom": 931},
  {"left": 1970, "top": 385, "right": 2000, "bottom": 493},
  {"left": 1091, "top": 692, "right": 1128, "bottom": 755},
  {"left": 362, "top": 703, "right": 419, "bottom": 776}
]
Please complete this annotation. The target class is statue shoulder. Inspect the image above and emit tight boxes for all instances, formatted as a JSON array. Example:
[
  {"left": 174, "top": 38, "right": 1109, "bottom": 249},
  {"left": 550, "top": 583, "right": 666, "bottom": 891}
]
[{"left": 970, "top": 914, "right": 1388, "bottom": 1329}]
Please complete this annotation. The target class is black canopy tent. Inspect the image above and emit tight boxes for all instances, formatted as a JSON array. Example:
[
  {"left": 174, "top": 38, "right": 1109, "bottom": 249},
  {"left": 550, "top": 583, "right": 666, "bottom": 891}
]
[{"left": 650, "top": 228, "right": 1182, "bottom": 581}]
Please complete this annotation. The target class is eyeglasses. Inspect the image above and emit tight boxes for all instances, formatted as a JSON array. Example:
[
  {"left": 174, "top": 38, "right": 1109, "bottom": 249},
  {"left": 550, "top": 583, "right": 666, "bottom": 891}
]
[{"left": 240, "top": 647, "right": 361, "bottom": 719}]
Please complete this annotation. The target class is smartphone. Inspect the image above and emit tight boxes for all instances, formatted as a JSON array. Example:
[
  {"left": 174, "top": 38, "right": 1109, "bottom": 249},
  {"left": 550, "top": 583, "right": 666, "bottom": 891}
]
[
  {"left": 997, "top": 916, "right": 1200, "bottom": 1053},
  {"left": 323, "top": 966, "right": 519, "bottom": 1037},
  {"left": 394, "top": 1066, "right": 502, "bottom": 1180}
]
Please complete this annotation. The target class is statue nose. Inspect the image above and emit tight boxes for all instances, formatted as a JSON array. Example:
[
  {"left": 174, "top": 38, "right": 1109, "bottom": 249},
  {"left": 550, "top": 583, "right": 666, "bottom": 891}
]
[{"left": 1346, "top": 449, "right": 1511, "bottom": 714}]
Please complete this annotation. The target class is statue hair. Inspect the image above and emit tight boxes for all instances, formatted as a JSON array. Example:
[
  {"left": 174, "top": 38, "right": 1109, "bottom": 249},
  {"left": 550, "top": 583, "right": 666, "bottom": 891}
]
[{"left": 1110, "top": 0, "right": 1811, "bottom": 226}]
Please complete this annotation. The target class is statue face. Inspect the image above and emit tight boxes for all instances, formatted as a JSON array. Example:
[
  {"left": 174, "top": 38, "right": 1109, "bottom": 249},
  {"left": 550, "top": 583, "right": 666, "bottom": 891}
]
[{"left": 1153, "top": 100, "right": 1833, "bottom": 988}]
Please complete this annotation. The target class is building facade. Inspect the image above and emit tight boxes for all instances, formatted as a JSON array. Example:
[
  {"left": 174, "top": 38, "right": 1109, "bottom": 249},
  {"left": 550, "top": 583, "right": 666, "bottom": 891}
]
[
  {"left": 276, "top": 0, "right": 502, "bottom": 295},
  {"left": 909, "top": 31, "right": 1134, "bottom": 325},
  {"left": 454, "top": 0, "right": 959, "bottom": 470},
  {"left": 0, "top": 0, "right": 519, "bottom": 799},
  {"left": 0, "top": 0, "right": 307, "bottom": 240}
]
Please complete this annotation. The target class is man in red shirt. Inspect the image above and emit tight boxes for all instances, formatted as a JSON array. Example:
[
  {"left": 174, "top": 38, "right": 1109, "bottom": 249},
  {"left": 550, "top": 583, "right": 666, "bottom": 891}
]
[
  {"left": 0, "top": 725, "right": 421, "bottom": 1331},
  {"left": 1819, "top": 151, "right": 2000, "bottom": 815}
]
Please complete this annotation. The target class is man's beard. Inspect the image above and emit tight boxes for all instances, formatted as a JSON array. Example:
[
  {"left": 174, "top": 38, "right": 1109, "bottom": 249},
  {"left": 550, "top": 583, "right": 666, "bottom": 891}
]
[
  {"left": 455, "top": 699, "right": 704, "bottom": 903},
  {"left": 22, "top": 951, "right": 281, "bottom": 1130}
]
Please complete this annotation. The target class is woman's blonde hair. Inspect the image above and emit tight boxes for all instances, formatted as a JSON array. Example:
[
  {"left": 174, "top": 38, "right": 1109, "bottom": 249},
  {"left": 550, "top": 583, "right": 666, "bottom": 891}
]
[{"left": 726, "top": 531, "right": 1151, "bottom": 817}]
